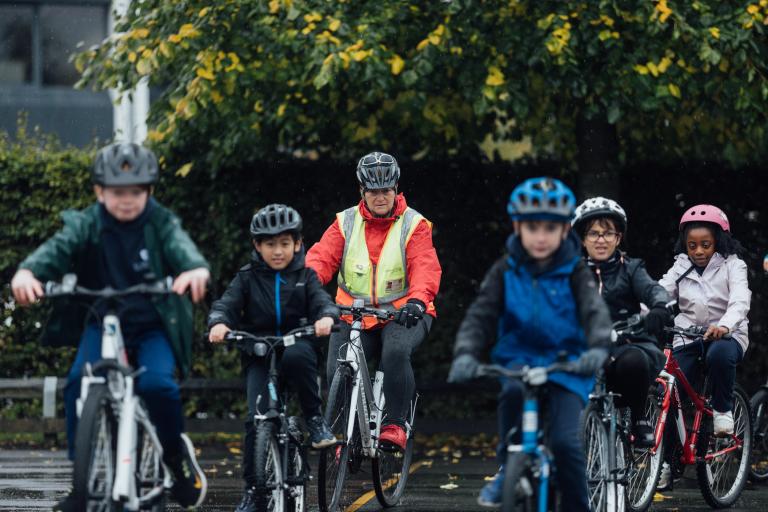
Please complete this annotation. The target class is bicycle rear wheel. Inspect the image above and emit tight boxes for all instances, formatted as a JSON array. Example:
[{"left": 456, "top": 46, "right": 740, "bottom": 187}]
[
  {"left": 72, "top": 384, "right": 119, "bottom": 511},
  {"left": 253, "top": 421, "right": 284, "bottom": 511},
  {"left": 286, "top": 422, "right": 307, "bottom": 512},
  {"left": 626, "top": 390, "right": 664, "bottom": 512},
  {"left": 696, "top": 385, "right": 752, "bottom": 508},
  {"left": 501, "top": 451, "right": 538, "bottom": 512},
  {"left": 318, "top": 366, "right": 353, "bottom": 512},
  {"left": 749, "top": 387, "right": 768, "bottom": 482},
  {"left": 581, "top": 401, "right": 608, "bottom": 512},
  {"left": 135, "top": 415, "right": 166, "bottom": 512}
]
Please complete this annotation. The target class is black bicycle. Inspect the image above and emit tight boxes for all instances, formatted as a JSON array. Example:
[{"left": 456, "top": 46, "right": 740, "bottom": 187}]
[
  {"left": 225, "top": 325, "right": 336, "bottom": 512},
  {"left": 749, "top": 380, "right": 768, "bottom": 482}
]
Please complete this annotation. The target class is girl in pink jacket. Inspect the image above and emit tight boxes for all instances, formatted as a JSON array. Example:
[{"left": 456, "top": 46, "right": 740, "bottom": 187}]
[{"left": 659, "top": 204, "right": 750, "bottom": 438}]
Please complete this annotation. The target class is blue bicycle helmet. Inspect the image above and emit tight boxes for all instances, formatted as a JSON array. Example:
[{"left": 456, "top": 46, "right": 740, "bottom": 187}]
[{"left": 507, "top": 177, "right": 576, "bottom": 221}]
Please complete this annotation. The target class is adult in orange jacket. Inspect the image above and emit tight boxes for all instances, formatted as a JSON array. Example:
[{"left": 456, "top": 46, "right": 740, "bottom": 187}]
[{"left": 306, "top": 151, "right": 441, "bottom": 450}]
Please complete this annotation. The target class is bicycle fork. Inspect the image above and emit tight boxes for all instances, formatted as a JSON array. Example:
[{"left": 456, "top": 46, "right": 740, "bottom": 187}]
[{"left": 114, "top": 376, "right": 138, "bottom": 507}]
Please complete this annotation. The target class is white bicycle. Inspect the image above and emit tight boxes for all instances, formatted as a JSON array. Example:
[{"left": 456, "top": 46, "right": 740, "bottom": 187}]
[
  {"left": 317, "top": 300, "right": 418, "bottom": 512},
  {"left": 46, "top": 273, "right": 182, "bottom": 511}
]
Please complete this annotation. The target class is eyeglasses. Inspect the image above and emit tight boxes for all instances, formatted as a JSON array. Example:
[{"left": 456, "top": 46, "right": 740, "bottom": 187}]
[{"left": 585, "top": 230, "right": 619, "bottom": 242}]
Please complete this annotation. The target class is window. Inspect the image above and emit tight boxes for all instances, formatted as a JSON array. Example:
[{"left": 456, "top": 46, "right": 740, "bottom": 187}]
[
  {"left": 0, "top": 1, "right": 108, "bottom": 87},
  {"left": 0, "top": 6, "right": 33, "bottom": 84}
]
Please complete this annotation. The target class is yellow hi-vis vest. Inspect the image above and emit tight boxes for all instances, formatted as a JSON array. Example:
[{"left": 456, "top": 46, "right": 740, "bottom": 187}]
[{"left": 336, "top": 206, "right": 426, "bottom": 308}]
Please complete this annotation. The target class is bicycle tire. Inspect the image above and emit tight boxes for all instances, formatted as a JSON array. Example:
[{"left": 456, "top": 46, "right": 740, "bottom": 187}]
[
  {"left": 318, "top": 366, "right": 353, "bottom": 512},
  {"left": 626, "top": 389, "right": 664, "bottom": 512},
  {"left": 253, "top": 421, "right": 284, "bottom": 511},
  {"left": 501, "top": 451, "right": 538, "bottom": 512},
  {"left": 286, "top": 431, "right": 307, "bottom": 512},
  {"left": 581, "top": 401, "right": 608, "bottom": 512},
  {"left": 696, "top": 385, "right": 752, "bottom": 508},
  {"left": 72, "top": 384, "right": 120, "bottom": 511},
  {"left": 135, "top": 415, "right": 166, "bottom": 512},
  {"left": 749, "top": 387, "right": 768, "bottom": 482},
  {"left": 610, "top": 429, "right": 628, "bottom": 512},
  {"left": 372, "top": 436, "right": 414, "bottom": 507}
]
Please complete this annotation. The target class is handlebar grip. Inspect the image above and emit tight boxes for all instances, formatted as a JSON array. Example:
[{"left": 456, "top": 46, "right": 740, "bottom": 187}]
[{"left": 330, "top": 324, "right": 341, "bottom": 333}]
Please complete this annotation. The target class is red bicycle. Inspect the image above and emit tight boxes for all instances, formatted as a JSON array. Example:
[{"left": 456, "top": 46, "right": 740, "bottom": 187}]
[{"left": 649, "top": 325, "right": 752, "bottom": 508}]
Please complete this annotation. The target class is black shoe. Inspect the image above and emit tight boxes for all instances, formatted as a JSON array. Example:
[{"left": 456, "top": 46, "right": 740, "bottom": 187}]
[
  {"left": 166, "top": 433, "right": 208, "bottom": 509},
  {"left": 234, "top": 487, "right": 257, "bottom": 512},
  {"left": 307, "top": 415, "right": 336, "bottom": 449},
  {"left": 52, "top": 492, "right": 77, "bottom": 512},
  {"left": 632, "top": 420, "right": 655, "bottom": 448}
]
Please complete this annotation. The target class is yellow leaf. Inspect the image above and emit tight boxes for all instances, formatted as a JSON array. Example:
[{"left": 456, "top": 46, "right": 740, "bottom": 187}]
[
  {"left": 168, "top": 34, "right": 181, "bottom": 44},
  {"left": 747, "top": 4, "right": 759, "bottom": 14},
  {"left": 598, "top": 30, "right": 612, "bottom": 41},
  {"left": 338, "top": 51, "right": 350, "bottom": 68},
  {"left": 132, "top": 28, "right": 149, "bottom": 39},
  {"left": 159, "top": 41, "right": 171, "bottom": 58},
  {"left": 136, "top": 58, "right": 151, "bottom": 75},
  {"left": 328, "top": 18, "right": 341, "bottom": 32},
  {"left": 176, "top": 162, "right": 193, "bottom": 177},
  {"left": 485, "top": 66, "right": 505, "bottom": 86},
  {"left": 254, "top": 100, "right": 264, "bottom": 113},
  {"left": 196, "top": 67, "right": 215, "bottom": 80},
  {"left": 210, "top": 90, "right": 223, "bottom": 104},
  {"left": 198, "top": 7, "right": 209, "bottom": 17},
  {"left": 709, "top": 27, "right": 720, "bottom": 39},
  {"left": 127, "top": 52, "right": 137, "bottom": 63},
  {"left": 658, "top": 56, "right": 672, "bottom": 73},
  {"left": 416, "top": 38, "right": 430, "bottom": 51},
  {"left": 647, "top": 61, "right": 659, "bottom": 77},
  {"left": 269, "top": 0, "right": 280, "bottom": 14},
  {"left": 303, "top": 12, "right": 322, "bottom": 23},
  {"left": 633, "top": 64, "right": 649, "bottom": 75},
  {"left": 450, "top": 46, "right": 463, "bottom": 55},
  {"left": 178, "top": 24, "right": 199, "bottom": 38},
  {"left": 351, "top": 50, "right": 369, "bottom": 62},
  {"left": 389, "top": 54, "right": 405, "bottom": 75},
  {"left": 277, "top": 103, "right": 286, "bottom": 117},
  {"left": 668, "top": 83, "right": 681, "bottom": 98},
  {"left": 323, "top": 53, "right": 335, "bottom": 65}
]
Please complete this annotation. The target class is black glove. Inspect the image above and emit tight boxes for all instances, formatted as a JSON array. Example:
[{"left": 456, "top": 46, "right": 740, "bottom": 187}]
[
  {"left": 394, "top": 299, "right": 425, "bottom": 328},
  {"left": 644, "top": 306, "right": 672, "bottom": 336},
  {"left": 447, "top": 354, "right": 480, "bottom": 384},
  {"left": 572, "top": 348, "right": 609, "bottom": 375}
]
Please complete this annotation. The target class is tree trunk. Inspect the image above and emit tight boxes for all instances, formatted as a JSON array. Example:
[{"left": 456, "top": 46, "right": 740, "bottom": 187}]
[{"left": 576, "top": 115, "right": 620, "bottom": 199}]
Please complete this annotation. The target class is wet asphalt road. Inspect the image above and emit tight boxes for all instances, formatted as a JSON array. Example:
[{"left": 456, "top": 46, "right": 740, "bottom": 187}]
[{"left": 1, "top": 447, "right": 766, "bottom": 511}]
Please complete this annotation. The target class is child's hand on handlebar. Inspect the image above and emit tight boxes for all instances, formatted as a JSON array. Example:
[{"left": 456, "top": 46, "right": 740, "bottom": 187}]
[
  {"left": 704, "top": 324, "right": 729, "bottom": 341},
  {"left": 209, "top": 323, "right": 230, "bottom": 343},
  {"left": 314, "top": 317, "right": 335, "bottom": 337},
  {"left": 10, "top": 269, "right": 44, "bottom": 306},
  {"left": 172, "top": 267, "right": 210, "bottom": 303}
]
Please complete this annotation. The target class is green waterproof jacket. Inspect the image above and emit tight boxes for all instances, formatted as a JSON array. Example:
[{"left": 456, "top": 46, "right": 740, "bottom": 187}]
[{"left": 19, "top": 202, "right": 209, "bottom": 377}]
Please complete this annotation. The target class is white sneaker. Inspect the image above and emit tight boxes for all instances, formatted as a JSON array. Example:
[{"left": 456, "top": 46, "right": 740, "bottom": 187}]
[
  {"left": 714, "top": 410, "right": 734, "bottom": 437},
  {"left": 657, "top": 462, "right": 672, "bottom": 491}
]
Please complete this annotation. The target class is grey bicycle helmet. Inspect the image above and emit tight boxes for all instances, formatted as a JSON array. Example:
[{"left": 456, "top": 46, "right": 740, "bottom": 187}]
[
  {"left": 356, "top": 151, "right": 400, "bottom": 190},
  {"left": 572, "top": 197, "right": 628, "bottom": 234},
  {"left": 92, "top": 143, "right": 159, "bottom": 186},
  {"left": 250, "top": 204, "right": 303, "bottom": 238}
]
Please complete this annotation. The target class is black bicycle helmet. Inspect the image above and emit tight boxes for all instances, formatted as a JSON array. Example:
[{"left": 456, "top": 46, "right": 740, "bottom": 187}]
[
  {"left": 250, "top": 204, "right": 303, "bottom": 238},
  {"left": 356, "top": 151, "right": 400, "bottom": 190},
  {"left": 92, "top": 143, "right": 159, "bottom": 186}
]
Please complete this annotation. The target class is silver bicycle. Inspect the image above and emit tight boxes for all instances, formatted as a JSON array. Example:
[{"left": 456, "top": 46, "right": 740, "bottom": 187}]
[
  {"left": 317, "top": 300, "right": 418, "bottom": 512},
  {"left": 46, "top": 273, "right": 199, "bottom": 511}
]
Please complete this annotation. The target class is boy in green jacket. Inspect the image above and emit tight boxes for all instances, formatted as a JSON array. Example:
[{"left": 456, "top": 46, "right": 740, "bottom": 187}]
[{"left": 11, "top": 143, "right": 209, "bottom": 511}]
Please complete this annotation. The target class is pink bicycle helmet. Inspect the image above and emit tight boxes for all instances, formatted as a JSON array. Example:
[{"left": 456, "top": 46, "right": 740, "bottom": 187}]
[{"left": 679, "top": 204, "right": 730, "bottom": 233}]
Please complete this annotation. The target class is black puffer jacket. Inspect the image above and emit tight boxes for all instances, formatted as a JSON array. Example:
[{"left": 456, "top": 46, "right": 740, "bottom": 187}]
[
  {"left": 208, "top": 247, "right": 339, "bottom": 336},
  {"left": 587, "top": 251, "right": 670, "bottom": 345}
]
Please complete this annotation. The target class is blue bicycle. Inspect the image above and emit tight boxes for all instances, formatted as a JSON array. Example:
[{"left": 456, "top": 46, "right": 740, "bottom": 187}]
[{"left": 476, "top": 361, "right": 580, "bottom": 512}]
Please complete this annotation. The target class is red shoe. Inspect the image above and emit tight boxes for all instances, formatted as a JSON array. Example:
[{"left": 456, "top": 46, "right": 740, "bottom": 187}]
[{"left": 379, "top": 424, "right": 407, "bottom": 452}]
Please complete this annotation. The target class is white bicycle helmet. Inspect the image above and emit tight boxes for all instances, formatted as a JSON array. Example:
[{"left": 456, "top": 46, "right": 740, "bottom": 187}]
[{"left": 572, "top": 197, "right": 628, "bottom": 234}]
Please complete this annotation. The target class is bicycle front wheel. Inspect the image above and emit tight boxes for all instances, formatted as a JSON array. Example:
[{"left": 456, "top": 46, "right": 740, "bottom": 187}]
[
  {"left": 135, "top": 414, "right": 166, "bottom": 512},
  {"left": 581, "top": 401, "right": 608, "bottom": 512},
  {"left": 626, "top": 390, "right": 664, "bottom": 512},
  {"left": 696, "top": 385, "right": 752, "bottom": 508},
  {"left": 253, "top": 421, "right": 284, "bottom": 512},
  {"left": 318, "top": 366, "right": 353, "bottom": 512},
  {"left": 749, "top": 387, "right": 768, "bottom": 482},
  {"left": 286, "top": 428, "right": 307, "bottom": 512},
  {"left": 372, "top": 435, "right": 414, "bottom": 507},
  {"left": 501, "top": 451, "right": 538, "bottom": 512},
  {"left": 72, "top": 384, "right": 118, "bottom": 511}
]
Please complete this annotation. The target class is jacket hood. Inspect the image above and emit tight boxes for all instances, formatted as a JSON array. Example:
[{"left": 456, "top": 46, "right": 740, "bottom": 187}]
[
  {"left": 250, "top": 243, "right": 307, "bottom": 273},
  {"left": 357, "top": 193, "right": 408, "bottom": 223},
  {"left": 507, "top": 229, "right": 582, "bottom": 276}
]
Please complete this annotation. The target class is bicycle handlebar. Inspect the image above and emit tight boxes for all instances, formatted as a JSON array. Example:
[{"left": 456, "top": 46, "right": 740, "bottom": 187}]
[
  {"left": 611, "top": 313, "right": 646, "bottom": 342},
  {"left": 475, "top": 361, "right": 582, "bottom": 383},
  {"left": 337, "top": 303, "right": 395, "bottom": 321},
  {"left": 44, "top": 273, "right": 174, "bottom": 298},
  {"left": 223, "top": 324, "right": 340, "bottom": 356},
  {"left": 664, "top": 325, "right": 732, "bottom": 341}
]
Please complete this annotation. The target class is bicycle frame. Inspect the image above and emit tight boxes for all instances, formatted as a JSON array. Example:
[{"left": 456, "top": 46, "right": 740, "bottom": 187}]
[
  {"left": 338, "top": 314, "right": 387, "bottom": 459},
  {"left": 653, "top": 345, "right": 743, "bottom": 465}
]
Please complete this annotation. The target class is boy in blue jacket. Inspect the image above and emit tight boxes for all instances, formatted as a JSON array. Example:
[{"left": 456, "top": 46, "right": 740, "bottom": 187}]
[{"left": 448, "top": 177, "right": 612, "bottom": 510}]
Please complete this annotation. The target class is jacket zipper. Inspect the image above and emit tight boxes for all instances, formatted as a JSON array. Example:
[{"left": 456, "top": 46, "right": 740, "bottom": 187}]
[
  {"left": 532, "top": 278, "right": 539, "bottom": 332},
  {"left": 275, "top": 271, "right": 282, "bottom": 335},
  {"left": 371, "top": 263, "right": 378, "bottom": 306}
]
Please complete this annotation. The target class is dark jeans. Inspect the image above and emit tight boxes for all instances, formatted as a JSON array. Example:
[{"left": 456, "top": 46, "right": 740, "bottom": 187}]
[
  {"left": 497, "top": 379, "right": 590, "bottom": 512},
  {"left": 605, "top": 344, "right": 661, "bottom": 424},
  {"left": 326, "top": 316, "right": 432, "bottom": 426},
  {"left": 64, "top": 324, "right": 183, "bottom": 461},
  {"left": 673, "top": 339, "right": 744, "bottom": 412},
  {"left": 242, "top": 338, "right": 321, "bottom": 487}
]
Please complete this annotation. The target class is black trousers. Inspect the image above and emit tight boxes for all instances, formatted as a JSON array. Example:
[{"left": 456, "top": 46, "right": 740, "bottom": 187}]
[{"left": 605, "top": 343, "right": 663, "bottom": 424}]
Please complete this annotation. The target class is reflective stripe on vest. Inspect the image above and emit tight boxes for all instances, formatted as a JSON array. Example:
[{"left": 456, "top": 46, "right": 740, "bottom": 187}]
[{"left": 336, "top": 206, "right": 425, "bottom": 307}]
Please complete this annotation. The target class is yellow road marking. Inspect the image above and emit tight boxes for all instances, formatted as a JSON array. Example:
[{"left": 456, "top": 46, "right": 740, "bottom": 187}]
[{"left": 345, "top": 460, "right": 428, "bottom": 512}]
